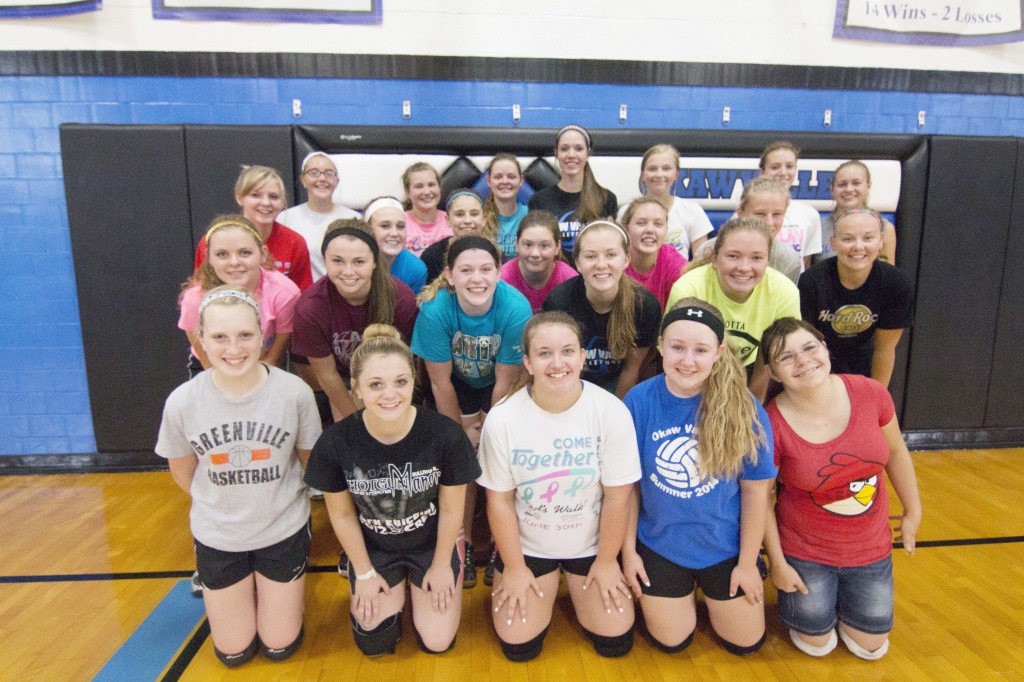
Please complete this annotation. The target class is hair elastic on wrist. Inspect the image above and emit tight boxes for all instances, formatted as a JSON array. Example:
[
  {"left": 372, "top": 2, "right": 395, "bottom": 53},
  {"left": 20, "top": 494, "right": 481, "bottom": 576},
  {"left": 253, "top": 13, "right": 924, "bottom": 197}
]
[
  {"left": 321, "top": 226, "right": 380, "bottom": 258},
  {"left": 198, "top": 289, "right": 261, "bottom": 319},
  {"left": 661, "top": 305, "right": 725, "bottom": 343},
  {"left": 364, "top": 197, "right": 404, "bottom": 222},
  {"left": 556, "top": 124, "right": 592, "bottom": 149},
  {"left": 445, "top": 189, "right": 483, "bottom": 212},
  {"left": 205, "top": 219, "right": 263, "bottom": 247}
]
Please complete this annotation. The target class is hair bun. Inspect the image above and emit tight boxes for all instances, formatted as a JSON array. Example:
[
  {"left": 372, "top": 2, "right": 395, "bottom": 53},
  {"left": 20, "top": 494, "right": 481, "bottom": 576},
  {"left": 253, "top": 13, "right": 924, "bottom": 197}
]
[{"left": 362, "top": 323, "right": 402, "bottom": 343}]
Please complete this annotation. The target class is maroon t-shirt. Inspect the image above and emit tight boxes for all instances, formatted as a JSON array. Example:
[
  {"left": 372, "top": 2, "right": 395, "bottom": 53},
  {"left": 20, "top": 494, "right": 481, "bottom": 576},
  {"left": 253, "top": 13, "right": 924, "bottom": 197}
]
[{"left": 292, "top": 275, "right": 418, "bottom": 378}]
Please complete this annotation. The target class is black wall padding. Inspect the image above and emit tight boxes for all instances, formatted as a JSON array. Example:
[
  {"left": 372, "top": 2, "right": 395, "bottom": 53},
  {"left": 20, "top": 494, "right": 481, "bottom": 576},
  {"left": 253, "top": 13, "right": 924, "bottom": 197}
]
[
  {"left": 984, "top": 141, "right": 1024, "bottom": 427},
  {"left": 903, "top": 137, "right": 1017, "bottom": 430},
  {"left": 183, "top": 125, "right": 295, "bottom": 247},
  {"left": 296, "top": 126, "right": 923, "bottom": 160},
  {"left": 439, "top": 157, "right": 484, "bottom": 201},
  {"left": 60, "top": 124, "right": 193, "bottom": 454},
  {"left": 888, "top": 139, "right": 929, "bottom": 419}
]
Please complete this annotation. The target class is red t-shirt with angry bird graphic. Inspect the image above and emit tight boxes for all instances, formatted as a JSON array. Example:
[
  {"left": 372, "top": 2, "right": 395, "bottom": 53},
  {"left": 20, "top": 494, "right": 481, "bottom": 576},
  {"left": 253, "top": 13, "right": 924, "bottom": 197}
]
[{"left": 767, "top": 374, "right": 894, "bottom": 567}]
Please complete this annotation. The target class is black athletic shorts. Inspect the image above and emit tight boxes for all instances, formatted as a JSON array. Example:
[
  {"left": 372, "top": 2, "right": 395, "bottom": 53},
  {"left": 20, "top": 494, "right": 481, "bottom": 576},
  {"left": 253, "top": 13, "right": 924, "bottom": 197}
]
[
  {"left": 348, "top": 543, "right": 463, "bottom": 591},
  {"left": 637, "top": 540, "right": 745, "bottom": 601},
  {"left": 494, "top": 552, "right": 596, "bottom": 578},
  {"left": 195, "top": 521, "right": 310, "bottom": 591}
]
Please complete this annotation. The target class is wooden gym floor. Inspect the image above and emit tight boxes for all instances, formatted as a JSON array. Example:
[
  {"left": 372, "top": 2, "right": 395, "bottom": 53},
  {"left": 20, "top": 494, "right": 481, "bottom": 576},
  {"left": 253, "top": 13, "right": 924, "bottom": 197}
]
[{"left": 0, "top": 448, "right": 1022, "bottom": 681}]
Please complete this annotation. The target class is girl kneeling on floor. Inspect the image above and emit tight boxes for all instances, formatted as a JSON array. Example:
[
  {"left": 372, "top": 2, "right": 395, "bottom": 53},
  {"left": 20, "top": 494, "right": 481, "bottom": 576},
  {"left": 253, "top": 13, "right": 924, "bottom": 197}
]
[
  {"left": 157, "top": 286, "right": 322, "bottom": 667},
  {"left": 304, "top": 325, "right": 481, "bottom": 656},
  {"left": 479, "top": 311, "right": 642, "bottom": 662},
  {"left": 622, "top": 297, "right": 776, "bottom": 656}
]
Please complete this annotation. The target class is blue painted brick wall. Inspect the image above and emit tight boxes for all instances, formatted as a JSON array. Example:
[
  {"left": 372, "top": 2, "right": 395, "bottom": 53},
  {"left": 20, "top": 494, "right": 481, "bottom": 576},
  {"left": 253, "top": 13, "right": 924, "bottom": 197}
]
[{"left": 1, "top": 72, "right": 1022, "bottom": 456}]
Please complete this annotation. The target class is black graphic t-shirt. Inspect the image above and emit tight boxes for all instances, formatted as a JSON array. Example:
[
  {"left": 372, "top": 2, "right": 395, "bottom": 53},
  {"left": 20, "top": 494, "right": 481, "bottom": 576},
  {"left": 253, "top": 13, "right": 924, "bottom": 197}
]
[
  {"left": 542, "top": 276, "right": 660, "bottom": 392},
  {"left": 799, "top": 258, "right": 914, "bottom": 376},
  {"left": 305, "top": 407, "right": 480, "bottom": 553},
  {"left": 528, "top": 185, "right": 618, "bottom": 267}
]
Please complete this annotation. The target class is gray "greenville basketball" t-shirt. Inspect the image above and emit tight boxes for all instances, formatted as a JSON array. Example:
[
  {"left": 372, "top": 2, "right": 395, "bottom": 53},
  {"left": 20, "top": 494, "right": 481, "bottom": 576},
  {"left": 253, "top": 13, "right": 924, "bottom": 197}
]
[{"left": 156, "top": 367, "right": 321, "bottom": 552}]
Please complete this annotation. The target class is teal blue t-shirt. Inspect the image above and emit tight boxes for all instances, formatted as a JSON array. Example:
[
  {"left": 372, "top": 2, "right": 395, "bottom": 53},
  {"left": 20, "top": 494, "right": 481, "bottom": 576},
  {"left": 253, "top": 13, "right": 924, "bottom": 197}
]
[
  {"left": 411, "top": 281, "right": 531, "bottom": 390},
  {"left": 497, "top": 203, "right": 529, "bottom": 260}
]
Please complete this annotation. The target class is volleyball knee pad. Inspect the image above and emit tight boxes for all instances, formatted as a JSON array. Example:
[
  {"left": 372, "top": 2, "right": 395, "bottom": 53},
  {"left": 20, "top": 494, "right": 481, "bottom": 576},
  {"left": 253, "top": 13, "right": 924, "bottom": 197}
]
[
  {"left": 583, "top": 626, "right": 634, "bottom": 658},
  {"left": 261, "top": 625, "right": 304, "bottom": 662},
  {"left": 838, "top": 627, "right": 889, "bottom": 660},
  {"left": 214, "top": 634, "right": 259, "bottom": 668},
  {"left": 721, "top": 630, "right": 767, "bottom": 656},
  {"left": 351, "top": 613, "right": 402, "bottom": 657},
  {"left": 789, "top": 628, "right": 838, "bottom": 657},
  {"left": 415, "top": 628, "right": 456, "bottom": 654},
  {"left": 647, "top": 630, "right": 694, "bottom": 654},
  {"left": 498, "top": 626, "right": 549, "bottom": 662}
]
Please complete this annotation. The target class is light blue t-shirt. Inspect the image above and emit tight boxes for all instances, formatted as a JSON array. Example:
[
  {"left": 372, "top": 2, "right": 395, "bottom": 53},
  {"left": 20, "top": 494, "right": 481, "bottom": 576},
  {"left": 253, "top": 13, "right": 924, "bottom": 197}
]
[
  {"left": 623, "top": 375, "right": 777, "bottom": 569},
  {"left": 411, "top": 281, "right": 531, "bottom": 390},
  {"left": 390, "top": 248, "right": 428, "bottom": 295},
  {"left": 497, "top": 203, "right": 529, "bottom": 260}
]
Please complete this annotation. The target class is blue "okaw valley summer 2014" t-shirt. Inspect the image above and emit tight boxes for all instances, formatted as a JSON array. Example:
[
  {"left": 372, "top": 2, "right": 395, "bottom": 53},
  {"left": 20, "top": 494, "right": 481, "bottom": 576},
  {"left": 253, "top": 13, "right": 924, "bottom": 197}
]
[{"left": 624, "top": 375, "right": 777, "bottom": 569}]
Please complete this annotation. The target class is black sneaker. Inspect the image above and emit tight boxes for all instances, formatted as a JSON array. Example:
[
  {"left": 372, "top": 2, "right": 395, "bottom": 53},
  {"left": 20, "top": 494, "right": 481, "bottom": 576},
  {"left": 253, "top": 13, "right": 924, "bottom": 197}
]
[
  {"left": 190, "top": 571, "right": 203, "bottom": 597},
  {"left": 483, "top": 543, "right": 497, "bottom": 587},
  {"left": 463, "top": 543, "right": 477, "bottom": 588},
  {"left": 337, "top": 552, "right": 349, "bottom": 579}
]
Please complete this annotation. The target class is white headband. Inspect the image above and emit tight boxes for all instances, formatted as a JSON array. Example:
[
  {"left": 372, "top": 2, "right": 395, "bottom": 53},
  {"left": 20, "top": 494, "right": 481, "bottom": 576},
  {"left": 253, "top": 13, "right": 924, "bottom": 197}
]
[
  {"left": 301, "top": 151, "right": 335, "bottom": 171},
  {"left": 364, "top": 197, "right": 405, "bottom": 221},
  {"left": 576, "top": 219, "right": 629, "bottom": 245},
  {"left": 198, "top": 289, "right": 261, "bottom": 320}
]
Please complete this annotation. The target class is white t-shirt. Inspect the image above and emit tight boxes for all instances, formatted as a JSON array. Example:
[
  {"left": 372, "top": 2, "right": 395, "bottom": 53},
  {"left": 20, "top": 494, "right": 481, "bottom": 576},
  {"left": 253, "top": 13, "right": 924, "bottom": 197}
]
[
  {"left": 618, "top": 196, "right": 713, "bottom": 261},
  {"left": 277, "top": 203, "right": 361, "bottom": 280},
  {"left": 478, "top": 383, "right": 641, "bottom": 559},
  {"left": 776, "top": 201, "right": 822, "bottom": 270}
]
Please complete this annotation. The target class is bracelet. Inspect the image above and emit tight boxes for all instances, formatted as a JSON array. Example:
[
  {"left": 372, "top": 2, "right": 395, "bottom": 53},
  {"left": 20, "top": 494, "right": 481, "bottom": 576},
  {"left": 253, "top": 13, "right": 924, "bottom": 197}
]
[{"left": 355, "top": 567, "right": 377, "bottom": 581}]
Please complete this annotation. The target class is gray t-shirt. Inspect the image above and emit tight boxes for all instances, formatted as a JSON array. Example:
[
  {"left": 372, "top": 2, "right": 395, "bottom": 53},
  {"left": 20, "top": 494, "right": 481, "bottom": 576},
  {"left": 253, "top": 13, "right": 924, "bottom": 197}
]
[{"left": 156, "top": 366, "right": 322, "bottom": 552}]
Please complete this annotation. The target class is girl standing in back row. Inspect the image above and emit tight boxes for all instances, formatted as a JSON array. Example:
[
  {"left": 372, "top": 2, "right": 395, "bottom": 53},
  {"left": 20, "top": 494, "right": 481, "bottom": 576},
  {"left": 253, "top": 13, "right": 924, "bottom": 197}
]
[
  {"left": 194, "top": 165, "right": 312, "bottom": 291},
  {"left": 528, "top": 125, "right": 618, "bottom": 267},
  {"left": 758, "top": 141, "right": 822, "bottom": 270},
  {"left": 403, "top": 162, "right": 451, "bottom": 257}
]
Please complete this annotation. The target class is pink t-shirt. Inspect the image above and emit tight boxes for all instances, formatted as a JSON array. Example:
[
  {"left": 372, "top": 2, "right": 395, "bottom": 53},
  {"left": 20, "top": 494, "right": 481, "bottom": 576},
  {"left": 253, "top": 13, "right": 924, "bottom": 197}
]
[
  {"left": 405, "top": 210, "right": 452, "bottom": 257},
  {"left": 500, "top": 258, "right": 579, "bottom": 313},
  {"left": 178, "top": 268, "right": 301, "bottom": 352},
  {"left": 625, "top": 243, "right": 687, "bottom": 310},
  {"left": 766, "top": 374, "right": 895, "bottom": 567},
  {"left": 195, "top": 221, "right": 313, "bottom": 292}
]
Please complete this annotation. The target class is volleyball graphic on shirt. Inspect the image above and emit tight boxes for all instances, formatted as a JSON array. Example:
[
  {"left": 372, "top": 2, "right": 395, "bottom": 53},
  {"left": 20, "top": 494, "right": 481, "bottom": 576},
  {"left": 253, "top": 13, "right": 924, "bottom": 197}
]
[{"left": 655, "top": 435, "right": 703, "bottom": 490}]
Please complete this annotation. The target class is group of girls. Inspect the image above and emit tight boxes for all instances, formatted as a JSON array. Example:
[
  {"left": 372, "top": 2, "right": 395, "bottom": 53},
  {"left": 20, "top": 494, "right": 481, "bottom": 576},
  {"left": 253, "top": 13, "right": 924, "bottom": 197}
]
[{"left": 157, "top": 125, "right": 920, "bottom": 667}]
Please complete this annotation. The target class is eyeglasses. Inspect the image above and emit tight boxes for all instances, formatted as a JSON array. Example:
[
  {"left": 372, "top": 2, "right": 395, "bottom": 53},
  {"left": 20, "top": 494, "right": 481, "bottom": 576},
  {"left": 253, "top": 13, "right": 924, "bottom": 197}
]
[
  {"left": 774, "top": 340, "right": 823, "bottom": 366},
  {"left": 304, "top": 169, "right": 337, "bottom": 179}
]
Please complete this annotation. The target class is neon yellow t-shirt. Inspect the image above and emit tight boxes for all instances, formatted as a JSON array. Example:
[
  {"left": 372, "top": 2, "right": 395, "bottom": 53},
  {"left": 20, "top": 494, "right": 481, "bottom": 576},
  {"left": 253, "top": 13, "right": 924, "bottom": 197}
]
[{"left": 665, "top": 265, "right": 800, "bottom": 366}]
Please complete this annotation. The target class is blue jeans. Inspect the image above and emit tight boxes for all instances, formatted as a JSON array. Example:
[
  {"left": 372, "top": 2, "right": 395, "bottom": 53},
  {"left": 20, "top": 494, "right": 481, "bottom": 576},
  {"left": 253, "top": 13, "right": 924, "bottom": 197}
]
[{"left": 777, "top": 554, "right": 893, "bottom": 636}]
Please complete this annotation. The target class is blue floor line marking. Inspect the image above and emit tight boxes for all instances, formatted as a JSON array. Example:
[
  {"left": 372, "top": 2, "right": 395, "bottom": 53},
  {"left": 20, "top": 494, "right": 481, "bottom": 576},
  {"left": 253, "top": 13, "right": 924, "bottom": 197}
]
[{"left": 93, "top": 580, "right": 206, "bottom": 682}]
